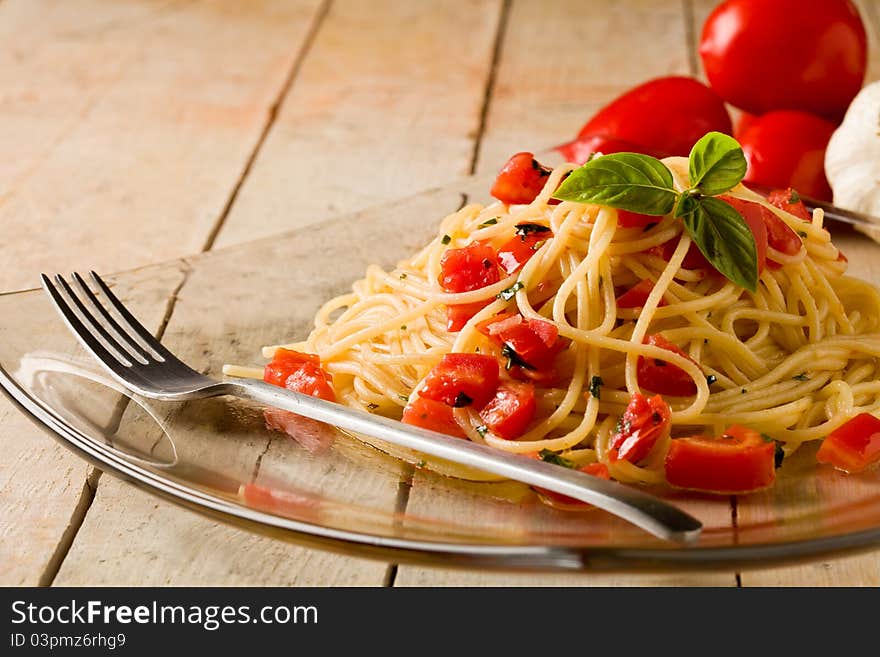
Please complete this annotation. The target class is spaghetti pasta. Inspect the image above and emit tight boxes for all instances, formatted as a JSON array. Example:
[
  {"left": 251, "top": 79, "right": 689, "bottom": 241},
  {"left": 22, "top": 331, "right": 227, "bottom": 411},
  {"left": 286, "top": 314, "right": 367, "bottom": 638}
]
[{"left": 226, "top": 154, "right": 880, "bottom": 490}]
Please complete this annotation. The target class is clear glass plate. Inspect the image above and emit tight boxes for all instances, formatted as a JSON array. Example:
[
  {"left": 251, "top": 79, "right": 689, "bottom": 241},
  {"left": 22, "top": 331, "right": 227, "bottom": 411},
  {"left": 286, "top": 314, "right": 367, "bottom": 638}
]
[{"left": 3, "top": 171, "right": 880, "bottom": 572}]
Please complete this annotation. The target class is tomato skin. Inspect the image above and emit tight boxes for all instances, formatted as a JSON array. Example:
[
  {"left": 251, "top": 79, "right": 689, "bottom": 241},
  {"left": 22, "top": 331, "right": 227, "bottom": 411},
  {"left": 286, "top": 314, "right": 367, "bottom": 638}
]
[
  {"left": 497, "top": 231, "right": 551, "bottom": 275},
  {"left": 699, "top": 0, "right": 867, "bottom": 121},
  {"left": 576, "top": 76, "right": 732, "bottom": 157},
  {"left": 439, "top": 242, "right": 500, "bottom": 293},
  {"left": 616, "top": 210, "right": 659, "bottom": 229},
  {"left": 479, "top": 382, "right": 537, "bottom": 440},
  {"left": 665, "top": 425, "right": 776, "bottom": 493},
  {"left": 738, "top": 110, "right": 837, "bottom": 201},
  {"left": 718, "top": 195, "right": 769, "bottom": 273},
  {"left": 616, "top": 279, "right": 665, "bottom": 309},
  {"left": 418, "top": 353, "right": 500, "bottom": 409},
  {"left": 816, "top": 413, "right": 880, "bottom": 473},
  {"left": 637, "top": 334, "right": 700, "bottom": 397},
  {"left": 557, "top": 134, "right": 667, "bottom": 165},
  {"left": 401, "top": 396, "right": 466, "bottom": 438},
  {"left": 263, "top": 349, "right": 336, "bottom": 402},
  {"left": 767, "top": 188, "right": 811, "bottom": 221},
  {"left": 609, "top": 393, "right": 672, "bottom": 464},
  {"left": 490, "top": 152, "right": 552, "bottom": 205},
  {"left": 476, "top": 313, "right": 563, "bottom": 371},
  {"left": 445, "top": 301, "right": 490, "bottom": 332}
]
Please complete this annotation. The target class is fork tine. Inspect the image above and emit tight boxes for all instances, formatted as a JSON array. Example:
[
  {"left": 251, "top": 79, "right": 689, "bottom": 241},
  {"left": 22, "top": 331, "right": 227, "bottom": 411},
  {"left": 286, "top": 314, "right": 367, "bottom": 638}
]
[
  {"left": 88, "top": 271, "right": 180, "bottom": 364},
  {"left": 71, "top": 272, "right": 152, "bottom": 364},
  {"left": 52, "top": 275, "right": 143, "bottom": 368},
  {"left": 40, "top": 275, "right": 136, "bottom": 382}
]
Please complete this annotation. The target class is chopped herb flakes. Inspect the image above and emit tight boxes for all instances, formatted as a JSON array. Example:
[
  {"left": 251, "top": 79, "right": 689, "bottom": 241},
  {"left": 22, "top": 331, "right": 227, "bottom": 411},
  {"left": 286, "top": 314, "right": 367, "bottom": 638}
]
[
  {"left": 706, "top": 374, "right": 717, "bottom": 386},
  {"left": 792, "top": 373, "right": 809, "bottom": 381},
  {"left": 538, "top": 449, "right": 574, "bottom": 468},
  {"left": 789, "top": 190, "right": 801, "bottom": 203},
  {"left": 589, "top": 376, "right": 603, "bottom": 399},
  {"left": 514, "top": 223, "right": 551, "bottom": 240},
  {"left": 398, "top": 394, "right": 410, "bottom": 402},
  {"left": 399, "top": 272, "right": 407, "bottom": 279},
  {"left": 366, "top": 403, "right": 379, "bottom": 410},
  {"left": 478, "top": 217, "right": 499, "bottom": 228},
  {"left": 453, "top": 392, "right": 473, "bottom": 408},
  {"left": 441, "top": 234, "right": 451, "bottom": 245},
  {"left": 500, "top": 343, "right": 534, "bottom": 370},
  {"left": 497, "top": 281, "right": 524, "bottom": 301},
  {"left": 475, "top": 425, "right": 488, "bottom": 438},
  {"left": 798, "top": 230, "right": 808, "bottom": 238}
]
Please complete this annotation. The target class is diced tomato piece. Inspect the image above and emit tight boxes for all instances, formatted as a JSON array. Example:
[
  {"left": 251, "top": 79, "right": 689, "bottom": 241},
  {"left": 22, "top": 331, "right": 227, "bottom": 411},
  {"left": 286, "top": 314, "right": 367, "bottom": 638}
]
[
  {"left": 446, "top": 300, "right": 491, "bottom": 332},
  {"left": 479, "top": 382, "right": 536, "bottom": 440},
  {"left": 479, "top": 314, "right": 562, "bottom": 370},
  {"left": 418, "top": 353, "right": 499, "bottom": 409},
  {"left": 637, "top": 334, "right": 700, "bottom": 397},
  {"left": 767, "top": 188, "right": 811, "bottom": 221},
  {"left": 718, "top": 196, "right": 769, "bottom": 273},
  {"left": 617, "top": 210, "right": 658, "bottom": 229},
  {"left": 665, "top": 425, "right": 776, "bottom": 493},
  {"left": 490, "top": 152, "right": 553, "bottom": 205},
  {"left": 608, "top": 393, "right": 671, "bottom": 463},
  {"left": 439, "top": 242, "right": 500, "bottom": 293},
  {"left": 401, "top": 396, "right": 466, "bottom": 438},
  {"left": 616, "top": 279, "right": 666, "bottom": 309},
  {"left": 263, "top": 348, "right": 321, "bottom": 387},
  {"left": 497, "top": 229, "right": 552, "bottom": 274},
  {"left": 283, "top": 362, "right": 337, "bottom": 402},
  {"left": 475, "top": 312, "right": 522, "bottom": 337},
  {"left": 533, "top": 461, "right": 612, "bottom": 507},
  {"left": 263, "top": 349, "right": 336, "bottom": 402},
  {"left": 816, "top": 413, "right": 880, "bottom": 474},
  {"left": 646, "top": 237, "right": 717, "bottom": 272}
]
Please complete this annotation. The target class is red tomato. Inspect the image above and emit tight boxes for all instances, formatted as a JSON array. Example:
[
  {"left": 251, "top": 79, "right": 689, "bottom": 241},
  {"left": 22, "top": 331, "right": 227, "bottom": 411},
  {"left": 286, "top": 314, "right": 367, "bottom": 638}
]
[
  {"left": 738, "top": 110, "right": 837, "bottom": 201},
  {"left": 401, "top": 396, "right": 466, "bottom": 438},
  {"left": 699, "top": 0, "right": 867, "bottom": 121},
  {"left": 733, "top": 111, "right": 759, "bottom": 140},
  {"left": 718, "top": 195, "right": 769, "bottom": 273},
  {"left": 445, "top": 301, "right": 490, "bottom": 332},
  {"left": 556, "top": 134, "right": 667, "bottom": 166},
  {"left": 637, "top": 334, "right": 700, "bottom": 397},
  {"left": 439, "top": 242, "right": 500, "bottom": 293},
  {"left": 479, "top": 382, "right": 537, "bottom": 440},
  {"left": 490, "top": 152, "right": 553, "bottom": 205},
  {"left": 263, "top": 349, "right": 321, "bottom": 387},
  {"left": 263, "top": 349, "right": 336, "bottom": 402},
  {"left": 497, "top": 228, "right": 552, "bottom": 275},
  {"left": 608, "top": 393, "right": 672, "bottom": 464},
  {"left": 767, "top": 188, "right": 811, "bottom": 221},
  {"left": 648, "top": 237, "right": 716, "bottom": 272},
  {"left": 576, "top": 77, "right": 732, "bottom": 157},
  {"left": 665, "top": 425, "right": 776, "bottom": 493},
  {"left": 476, "top": 313, "right": 563, "bottom": 371},
  {"left": 616, "top": 279, "right": 665, "bottom": 309},
  {"left": 616, "top": 210, "right": 659, "bottom": 229},
  {"left": 418, "top": 353, "right": 499, "bottom": 409},
  {"left": 816, "top": 413, "right": 880, "bottom": 473},
  {"left": 534, "top": 462, "right": 611, "bottom": 507}
]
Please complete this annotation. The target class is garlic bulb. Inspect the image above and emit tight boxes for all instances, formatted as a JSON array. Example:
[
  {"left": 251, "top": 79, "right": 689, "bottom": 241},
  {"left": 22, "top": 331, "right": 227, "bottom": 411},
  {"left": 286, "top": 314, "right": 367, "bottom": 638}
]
[{"left": 825, "top": 81, "right": 880, "bottom": 240}]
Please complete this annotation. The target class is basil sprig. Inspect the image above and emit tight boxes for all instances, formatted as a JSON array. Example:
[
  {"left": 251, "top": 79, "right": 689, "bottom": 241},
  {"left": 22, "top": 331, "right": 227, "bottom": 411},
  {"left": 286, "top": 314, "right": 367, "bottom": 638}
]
[{"left": 552, "top": 132, "right": 758, "bottom": 292}]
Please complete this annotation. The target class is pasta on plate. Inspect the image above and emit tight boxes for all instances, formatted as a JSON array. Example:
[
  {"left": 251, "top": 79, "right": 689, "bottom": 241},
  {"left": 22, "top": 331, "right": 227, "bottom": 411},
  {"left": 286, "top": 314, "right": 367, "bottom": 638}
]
[{"left": 226, "top": 142, "right": 880, "bottom": 497}]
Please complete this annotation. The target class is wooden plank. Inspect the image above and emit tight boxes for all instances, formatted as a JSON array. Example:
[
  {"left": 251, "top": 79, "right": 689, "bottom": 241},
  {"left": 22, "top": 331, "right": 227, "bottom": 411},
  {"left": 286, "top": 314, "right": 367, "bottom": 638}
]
[
  {"left": 395, "top": 0, "right": 734, "bottom": 587},
  {"left": 212, "top": 0, "right": 503, "bottom": 247},
  {"left": 0, "top": 0, "right": 323, "bottom": 292},
  {"left": 475, "top": 0, "right": 691, "bottom": 174},
  {"left": 0, "top": 263, "right": 187, "bottom": 585}
]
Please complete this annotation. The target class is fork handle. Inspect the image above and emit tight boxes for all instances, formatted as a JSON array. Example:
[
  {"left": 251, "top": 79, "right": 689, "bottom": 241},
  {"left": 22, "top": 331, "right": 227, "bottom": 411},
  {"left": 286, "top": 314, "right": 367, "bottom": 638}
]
[{"left": 224, "top": 379, "right": 702, "bottom": 544}]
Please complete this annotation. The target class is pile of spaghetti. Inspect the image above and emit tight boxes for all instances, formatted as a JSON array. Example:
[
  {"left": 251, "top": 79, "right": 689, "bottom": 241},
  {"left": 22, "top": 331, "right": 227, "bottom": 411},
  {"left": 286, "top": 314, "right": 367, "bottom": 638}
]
[{"left": 227, "top": 146, "right": 880, "bottom": 494}]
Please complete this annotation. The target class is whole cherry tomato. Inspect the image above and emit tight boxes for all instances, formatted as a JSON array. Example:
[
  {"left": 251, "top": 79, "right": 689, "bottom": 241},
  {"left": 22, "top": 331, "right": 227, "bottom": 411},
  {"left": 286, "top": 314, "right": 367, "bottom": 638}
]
[
  {"left": 737, "top": 110, "right": 837, "bottom": 201},
  {"left": 575, "top": 76, "right": 732, "bottom": 157},
  {"left": 699, "top": 0, "right": 867, "bottom": 121}
]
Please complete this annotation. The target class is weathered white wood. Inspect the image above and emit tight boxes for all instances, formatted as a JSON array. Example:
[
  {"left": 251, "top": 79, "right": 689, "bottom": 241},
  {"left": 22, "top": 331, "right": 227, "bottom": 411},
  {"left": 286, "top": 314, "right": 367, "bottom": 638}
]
[
  {"left": 0, "top": 263, "right": 187, "bottom": 585},
  {"left": 0, "top": 0, "right": 323, "bottom": 292},
  {"left": 213, "top": 0, "right": 504, "bottom": 246}
]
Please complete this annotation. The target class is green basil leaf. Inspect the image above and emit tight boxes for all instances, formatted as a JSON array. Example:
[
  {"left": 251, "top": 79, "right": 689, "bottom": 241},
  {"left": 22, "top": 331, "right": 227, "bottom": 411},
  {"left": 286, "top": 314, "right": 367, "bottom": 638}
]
[
  {"left": 552, "top": 152, "right": 677, "bottom": 216},
  {"left": 682, "top": 197, "right": 758, "bottom": 293},
  {"left": 688, "top": 132, "right": 747, "bottom": 196}
]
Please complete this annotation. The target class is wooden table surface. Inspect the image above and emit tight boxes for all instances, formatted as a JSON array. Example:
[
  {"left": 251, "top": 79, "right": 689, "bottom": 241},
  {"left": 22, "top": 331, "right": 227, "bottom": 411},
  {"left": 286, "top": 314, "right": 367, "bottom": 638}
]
[{"left": 3, "top": 0, "right": 880, "bottom": 587}]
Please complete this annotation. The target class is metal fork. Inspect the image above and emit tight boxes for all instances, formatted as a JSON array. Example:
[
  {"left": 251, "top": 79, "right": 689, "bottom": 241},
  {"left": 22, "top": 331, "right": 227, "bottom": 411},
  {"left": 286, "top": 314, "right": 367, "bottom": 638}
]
[{"left": 40, "top": 271, "right": 702, "bottom": 544}]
